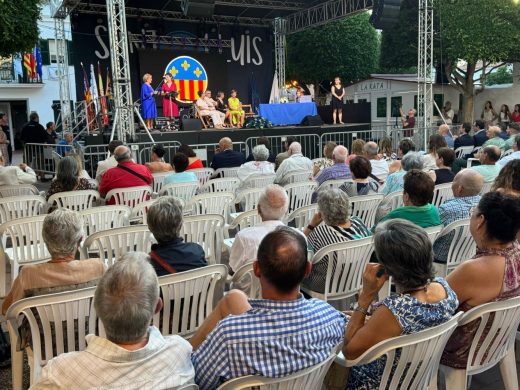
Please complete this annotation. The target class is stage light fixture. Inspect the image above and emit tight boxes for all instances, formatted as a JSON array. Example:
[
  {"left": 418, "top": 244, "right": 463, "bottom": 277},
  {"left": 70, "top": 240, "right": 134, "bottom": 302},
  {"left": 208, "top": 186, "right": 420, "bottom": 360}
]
[
  {"left": 369, "top": 0, "right": 403, "bottom": 30},
  {"left": 181, "top": 0, "right": 216, "bottom": 17}
]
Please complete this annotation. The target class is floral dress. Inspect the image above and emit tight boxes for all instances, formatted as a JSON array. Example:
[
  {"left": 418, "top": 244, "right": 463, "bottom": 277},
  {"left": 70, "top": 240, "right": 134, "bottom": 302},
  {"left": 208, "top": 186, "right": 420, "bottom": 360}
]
[{"left": 347, "top": 277, "right": 458, "bottom": 389}]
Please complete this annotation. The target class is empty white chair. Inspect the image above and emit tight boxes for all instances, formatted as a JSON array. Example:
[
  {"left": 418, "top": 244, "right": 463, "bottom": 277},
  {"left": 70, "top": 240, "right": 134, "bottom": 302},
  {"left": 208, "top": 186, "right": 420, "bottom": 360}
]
[
  {"left": 0, "top": 195, "right": 46, "bottom": 224},
  {"left": 152, "top": 265, "right": 227, "bottom": 338},
  {"left": 151, "top": 172, "right": 171, "bottom": 194},
  {"left": 284, "top": 170, "right": 312, "bottom": 184},
  {"left": 79, "top": 205, "right": 131, "bottom": 237},
  {"left": 158, "top": 182, "right": 199, "bottom": 201},
  {"left": 424, "top": 225, "right": 443, "bottom": 244},
  {"left": 230, "top": 260, "right": 262, "bottom": 299},
  {"left": 301, "top": 237, "right": 374, "bottom": 302},
  {"left": 284, "top": 203, "right": 318, "bottom": 230},
  {"left": 233, "top": 187, "right": 264, "bottom": 214},
  {"left": 105, "top": 186, "right": 152, "bottom": 208},
  {"left": 480, "top": 181, "right": 493, "bottom": 194},
  {"left": 284, "top": 181, "right": 317, "bottom": 212},
  {"left": 81, "top": 225, "right": 153, "bottom": 266},
  {"left": 349, "top": 194, "right": 384, "bottom": 227},
  {"left": 181, "top": 214, "right": 224, "bottom": 265},
  {"left": 0, "top": 184, "right": 39, "bottom": 198},
  {"left": 433, "top": 218, "right": 475, "bottom": 277},
  {"left": 384, "top": 190, "right": 404, "bottom": 211},
  {"left": 47, "top": 189, "right": 100, "bottom": 212},
  {"left": 191, "top": 167, "right": 215, "bottom": 186},
  {"left": 437, "top": 296, "right": 520, "bottom": 390},
  {"left": 318, "top": 179, "right": 349, "bottom": 190},
  {"left": 241, "top": 173, "right": 276, "bottom": 189},
  {"left": 455, "top": 146, "right": 474, "bottom": 159},
  {"left": 432, "top": 183, "right": 454, "bottom": 207},
  {"left": 185, "top": 192, "right": 234, "bottom": 220},
  {"left": 200, "top": 177, "right": 240, "bottom": 194},
  {"left": 215, "top": 167, "right": 240, "bottom": 178}
]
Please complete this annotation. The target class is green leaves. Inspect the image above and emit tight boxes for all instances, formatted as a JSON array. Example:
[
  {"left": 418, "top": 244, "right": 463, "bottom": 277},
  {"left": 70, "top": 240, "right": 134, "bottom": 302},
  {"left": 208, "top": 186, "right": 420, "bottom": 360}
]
[{"left": 0, "top": 0, "right": 41, "bottom": 57}]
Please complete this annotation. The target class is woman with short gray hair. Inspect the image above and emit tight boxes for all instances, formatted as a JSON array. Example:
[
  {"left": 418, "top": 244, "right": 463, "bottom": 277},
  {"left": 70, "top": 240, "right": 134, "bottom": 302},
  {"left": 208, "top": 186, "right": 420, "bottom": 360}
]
[
  {"left": 236, "top": 144, "right": 275, "bottom": 195},
  {"left": 2, "top": 208, "right": 105, "bottom": 314},
  {"left": 147, "top": 196, "right": 207, "bottom": 276},
  {"left": 302, "top": 188, "right": 370, "bottom": 293},
  {"left": 382, "top": 151, "right": 423, "bottom": 195}
]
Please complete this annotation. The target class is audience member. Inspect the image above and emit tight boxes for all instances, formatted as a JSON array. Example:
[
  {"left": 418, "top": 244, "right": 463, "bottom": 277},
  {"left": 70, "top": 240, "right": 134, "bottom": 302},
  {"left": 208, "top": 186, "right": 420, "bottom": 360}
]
[
  {"left": 210, "top": 137, "right": 246, "bottom": 170},
  {"left": 499, "top": 104, "right": 512, "bottom": 128},
  {"left": 57, "top": 132, "right": 75, "bottom": 156},
  {"left": 492, "top": 160, "right": 520, "bottom": 196},
  {"left": 498, "top": 122, "right": 509, "bottom": 140},
  {"left": 454, "top": 122, "right": 474, "bottom": 150},
  {"left": 32, "top": 253, "right": 195, "bottom": 389},
  {"left": 344, "top": 219, "right": 457, "bottom": 388},
  {"left": 433, "top": 170, "right": 484, "bottom": 264},
  {"left": 481, "top": 100, "right": 498, "bottom": 123},
  {"left": 400, "top": 107, "right": 416, "bottom": 137},
  {"left": 236, "top": 145, "right": 275, "bottom": 194},
  {"left": 504, "top": 123, "right": 519, "bottom": 151},
  {"left": 0, "top": 151, "right": 36, "bottom": 185},
  {"left": 178, "top": 144, "right": 204, "bottom": 170},
  {"left": 245, "top": 136, "right": 276, "bottom": 163},
  {"left": 315, "top": 145, "right": 351, "bottom": 186},
  {"left": 443, "top": 101, "right": 455, "bottom": 125},
  {"left": 433, "top": 147, "right": 456, "bottom": 185},
  {"left": 423, "top": 134, "right": 448, "bottom": 172},
  {"left": 364, "top": 141, "right": 389, "bottom": 179},
  {"left": 347, "top": 139, "right": 366, "bottom": 165},
  {"left": 0, "top": 122, "right": 9, "bottom": 166},
  {"left": 20, "top": 112, "right": 48, "bottom": 145},
  {"left": 45, "top": 121, "right": 58, "bottom": 144},
  {"left": 339, "top": 156, "right": 379, "bottom": 197},
  {"left": 382, "top": 152, "right": 423, "bottom": 195},
  {"left": 2, "top": 209, "right": 105, "bottom": 315},
  {"left": 313, "top": 141, "right": 336, "bottom": 178},
  {"left": 145, "top": 144, "right": 173, "bottom": 173},
  {"left": 472, "top": 120, "right": 488, "bottom": 147},
  {"left": 46, "top": 156, "right": 96, "bottom": 202},
  {"left": 512, "top": 104, "right": 520, "bottom": 123},
  {"left": 274, "top": 142, "right": 312, "bottom": 186},
  {"left": 99, "top": 145, "right": 153, "bottom": 204},
  {"left": 165, "top": 153, "right": 198, "bottom": 185},
  {"left": 388, "top": 138, "right": 416, "bottom": 173},
  {"left": 274, "top": 136, "right": 296, "bottom": 170},
  {"left": 190, "top": 227, "right": 346, "bottom": 389},
  {"left": 0, "top": 113, "right": 12, "bottom": 163},
  {"left": 303, "top": 188, "right": 370, "bottom": 293},
  {"left": 470, "top": 145, "right": 502, "bottom": 183},
  {"left": 374, "top": 170, "right": 440, "bottom": 230},
  {"left": 196, "top": 90, "right": 224, "bottom": 128},
  {"left": 498, "top": 134, "right": 520, "bottom": 169},
  {"left": 95, "top": 140, "right": 123, "bottom": 181},
  {"left": 441, "top": 192, "right": 520, "bottom": 369},
  {"left": 147, "top": 197, "right": 206, "bottom": 276},
  {"left": 438, "top": 124, "right": 454, "bottom": 148},
  {"left": 482, "top": 125, "right": 505, "bottom": 150},
  {"left": 378, "top": 137, "right": 396, "bottom": 162}
]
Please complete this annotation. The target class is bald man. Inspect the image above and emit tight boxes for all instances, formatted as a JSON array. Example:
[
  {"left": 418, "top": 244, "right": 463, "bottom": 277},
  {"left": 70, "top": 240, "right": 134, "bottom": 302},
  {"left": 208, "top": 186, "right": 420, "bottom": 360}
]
[
  {"left": 433, "top": 169, "right": 484, "bottom": 263},
  {"left": 99, "top": 145, "right": 153, "bottom": 204},
  {"left": 210, "top": 137, "right": 246, "bottom": 171},
  {"left": 315, "top": 145, "right": 351, "bottom": 186},
  {"left": 274, "top": 142, "right": 313, "bottom": 186},
  {"left": 482, "top": 126, "right": 505, "bottom": 150},
  {"left": 470, "top": 145, "right": 502, "bottom": 183},
  {"left": 438, "top": 124, "right": 454, "bottom": 148}
]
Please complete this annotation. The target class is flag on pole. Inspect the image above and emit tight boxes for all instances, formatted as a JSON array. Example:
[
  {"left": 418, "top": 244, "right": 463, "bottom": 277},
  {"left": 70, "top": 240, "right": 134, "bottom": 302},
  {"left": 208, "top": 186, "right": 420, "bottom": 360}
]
[
  {"left": 90, "top": 63, "right": 100, "bottom": 115},
  {"left": 23, "top": 53, "right": 32, "bottom": 79},
  {"left": 106, "top": 68, "right": 112, "bottom": 100},
  {"left": 13, "top": 54, "right": 23, "bottom": 79},
  {"left": 269, "top": 71, "right": 280, "bottom": 104},
  {"left": 35, "top": 47, "right": 43, "bottom": 81},
  {"left": 29, "top": 52, "right": 36, "bottom": 80},
  {"left": 98, "top": 62, "right": 108, "bottom": 125},
  {"left": 80, "top": 62, "right": 94, "bottom": 130}
]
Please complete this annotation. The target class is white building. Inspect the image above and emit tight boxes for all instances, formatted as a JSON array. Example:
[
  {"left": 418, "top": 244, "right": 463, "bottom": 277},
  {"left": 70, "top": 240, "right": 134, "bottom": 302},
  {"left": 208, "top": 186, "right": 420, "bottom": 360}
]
[{"left": 0, "top": 5, "right": 76, "bottom": 148}]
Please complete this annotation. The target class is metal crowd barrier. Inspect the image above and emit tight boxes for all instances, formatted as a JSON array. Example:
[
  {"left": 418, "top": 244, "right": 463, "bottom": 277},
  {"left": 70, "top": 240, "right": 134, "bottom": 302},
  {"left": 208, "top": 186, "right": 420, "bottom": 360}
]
[
  {"left": 23, "top": 143, "right": 84, "bottom": 176},
  {"left": 245, "top": 134, "right": 321, "bottom": 160},
  {"left": 320, "top": 130, "right": 388, "bottom": 152}
]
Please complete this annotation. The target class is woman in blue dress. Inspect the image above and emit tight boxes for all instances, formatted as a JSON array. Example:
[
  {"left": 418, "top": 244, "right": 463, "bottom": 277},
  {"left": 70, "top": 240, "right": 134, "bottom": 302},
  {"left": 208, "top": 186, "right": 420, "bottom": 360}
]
[{"left": 140, "top": 73, "right": 158, "bottom": 129}]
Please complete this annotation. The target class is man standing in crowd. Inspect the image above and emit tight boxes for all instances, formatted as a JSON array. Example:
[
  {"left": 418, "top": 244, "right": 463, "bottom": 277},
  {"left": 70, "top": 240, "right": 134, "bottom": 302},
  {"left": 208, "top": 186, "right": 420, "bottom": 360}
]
[
  {"left": 21, "top": 112, "right": 48, "bottom": 145},
  {"left": 274, "top": 142, "right": 313, "bottom": 186},
  {"left": 45, "top": 122, "right": 58, "bottom": 144},
  {"left": 470, "top": 145, "right": 502, "bottom": 183},
  {"left": 210, "top": 137, "right": 245, "bottom": 171}
]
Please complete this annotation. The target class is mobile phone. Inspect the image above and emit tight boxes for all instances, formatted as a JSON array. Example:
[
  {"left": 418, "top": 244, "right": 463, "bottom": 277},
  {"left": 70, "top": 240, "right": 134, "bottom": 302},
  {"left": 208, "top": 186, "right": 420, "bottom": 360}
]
[{"left": 376, "top": 268, "right": 386, "bottom": 278}]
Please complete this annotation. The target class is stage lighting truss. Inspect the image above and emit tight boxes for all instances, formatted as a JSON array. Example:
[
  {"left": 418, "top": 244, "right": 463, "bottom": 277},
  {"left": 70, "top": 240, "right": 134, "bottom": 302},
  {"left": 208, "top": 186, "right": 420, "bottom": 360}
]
[
  {"left": 128, "top": 34, "right": 232, "bottom": 49},
  {"left": 417, "top": 0, "right": 434, "bottom": 144}
]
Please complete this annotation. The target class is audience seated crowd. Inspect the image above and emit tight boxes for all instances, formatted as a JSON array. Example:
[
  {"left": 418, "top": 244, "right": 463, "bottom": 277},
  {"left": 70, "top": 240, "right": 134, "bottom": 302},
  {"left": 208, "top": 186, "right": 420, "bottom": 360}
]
[
  {"left": 274, "top": 141, "right": 312, "bottom": 186},
  {"left": 236, "top": 145, "right": 275, "bottom": 193},
  {"left": 46, "top": 156, "right": 96, "bottom": 202},
  {"left": 339, "top": 156, "right": 379, "bottom": 196},
  {"left": 313, "top": 141, "right": 336, "bottom": 177},
  {"left": 178, "top": 144, "right": 204, "bottom": 170},
  {"left": 145, "top": 144, "right": 173, "bottom": 173},
  {"left": 210, "top": 137, "right": 245, "bottom": 171},
  {"left": 165, "top": 153, "right": 198, "bottom": 185}
]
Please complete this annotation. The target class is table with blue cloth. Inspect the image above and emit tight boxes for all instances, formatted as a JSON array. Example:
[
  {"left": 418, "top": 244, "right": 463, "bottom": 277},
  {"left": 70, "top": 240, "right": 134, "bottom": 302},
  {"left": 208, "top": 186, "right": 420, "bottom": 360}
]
[{"left": 258, "top": 102, "right": 318, "bottom": 126}]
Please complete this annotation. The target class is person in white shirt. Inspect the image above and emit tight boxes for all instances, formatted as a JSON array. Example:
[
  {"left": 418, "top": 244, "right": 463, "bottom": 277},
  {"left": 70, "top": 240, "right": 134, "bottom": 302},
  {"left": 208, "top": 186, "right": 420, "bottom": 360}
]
[
  {"left": 0, "top": 150, "right": 37, "bottom": 185},
  {"left": 498, "top": 134, "right": 520, "bottom": 170},
  {"left": 363, "top": 141, "right": 389, "bottom": 180},
  {"left": 95, "top": 140, "right": 123, "bottom": 182},
  {"left": 229, "top": 184, "right": 288, "bottom": 279},
  {"left": 236, "top": 144, "right": 275, "bottom": 195},
  {"left": 442, "top": 101, "right": 454, "bottom": 125},
  {"left": 274, "top": 142, "right": 313, "bottom": 186},
  {"left": 196, "top": 90, "right": 225, "bottom": 128},
  {"left": 32, "top": 252, "right": 195, "bottom": 390}
]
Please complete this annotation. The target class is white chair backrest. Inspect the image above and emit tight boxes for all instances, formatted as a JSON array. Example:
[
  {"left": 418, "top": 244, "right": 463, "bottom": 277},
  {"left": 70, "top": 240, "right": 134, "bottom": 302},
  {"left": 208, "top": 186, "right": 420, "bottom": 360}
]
[
  {"left": 342, "top": 313, "right": 462, "bottom": 390},
  {"left": 215, "top": 167, "right": 240, "bottom": 178},
  {"left": 81, "top": 225, "right": 152, "bottom": 266},
  {"left": 191, "top": 167, "right": 215, "bottom": 186},
  {"left": 383, "top": 190, "right": 403, "bottom": 211},
  {"left": 433, "top": 218, "right": 475, "bottom": 277},
  {"left": 284, "top": 203, "right": 318, "bottom": 230},
  {"left": 454, "top": 146, "right": 474, "bottom": 159},
  {"left": 480, "top": 182, "right": 493, "bottom": 195},
  {"left": 242, "top": 174, "right": 276, "bottom": 189},
  {"left": 216, "top": 347, "right": 338, "bottom": 390},
  {"left": 231, "top": 260, "right": 262, "bottom": 299},
  {"left": 6, "top": 287, "right": 99, "bottom": 385},
  {"left": 158, "top": 182, "right": 199, "bottom": 201},
  {"left": 501, "top": 148, "right": 514, "bottom": 158},
  {"left": 200, "top": 177, "right": 240, "bottom": 194},
  {"left": 234, "top": 187, "right": 264, "bottom": 212},
  {"left": 152, "top": 265, "right": 227, "bottom": 338},
  {"left": 181, "top": 214, "right": 224, "bottom": 265},
  {"left": 319, "top": 179, "right": 349, "bottom": 190},
  {"left": 0, "top": 184, "right": 39, "bottom": 198},
  {"left": 432, "top": 183, "right": 454, "bottom": 207},
  {"left": 185, "top": 192, "right": 235, "bottom": 220},
  {"left": 47, "top": 190, "right": 100, "bottom": 212},
  {"left": 79, "top": 205, "right": 131, "bottom": 237},
  {"left": 304, "top": 237, "right": 374, "bottom": 301},
  {"left": 284, "top": 170, "right": 312, "bottom": 184},
  {"left": 284, "top": 181, "right": 317, "bottom": 212},
  {"left": 105, "top": 186, "right": 152, "bottom": 208},
  {"left": 151, "top": 172, "right": 170, "bottom": 193},
  {"left": 424, "top": 225, "right": 443, "bottom": 244},
  {"left": 349, "top": 194, "right": 384, "bottom": 227},
  {"left": 0, "top": 195, "right": 46, "bottom": 224},
  {"left": 227, "top": 209, "right": 262, "bottom": 232}
]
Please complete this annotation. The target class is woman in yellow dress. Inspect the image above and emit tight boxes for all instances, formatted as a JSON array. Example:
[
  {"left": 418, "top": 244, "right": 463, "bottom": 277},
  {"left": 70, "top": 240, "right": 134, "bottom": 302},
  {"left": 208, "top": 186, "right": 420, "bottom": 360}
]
[{"left": 228, "top": 89, "right": 245, "bottom": 128}]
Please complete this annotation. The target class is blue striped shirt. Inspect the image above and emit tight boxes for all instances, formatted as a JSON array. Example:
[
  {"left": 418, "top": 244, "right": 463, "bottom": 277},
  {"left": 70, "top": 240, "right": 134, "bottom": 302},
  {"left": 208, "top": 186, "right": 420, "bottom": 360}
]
[{"left": 191, "top": 295, "right": 346, "bottom": 389}]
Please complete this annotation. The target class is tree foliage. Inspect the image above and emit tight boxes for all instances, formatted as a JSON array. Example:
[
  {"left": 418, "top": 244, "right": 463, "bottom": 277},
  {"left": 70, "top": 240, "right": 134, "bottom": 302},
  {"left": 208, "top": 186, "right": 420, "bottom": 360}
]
[
  {"left": 485, "top": 65, "right": 513, "bottom": 86},
  {"left": 286, "top": 13, "right": 380, "bottom": 88},
  {"left": 0, "top": 0, "right": 41, "bottom": 57}
]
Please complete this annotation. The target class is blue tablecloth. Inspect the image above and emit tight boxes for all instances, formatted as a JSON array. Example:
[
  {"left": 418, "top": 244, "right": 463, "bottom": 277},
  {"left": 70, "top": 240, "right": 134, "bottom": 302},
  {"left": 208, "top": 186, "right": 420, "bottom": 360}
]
[{"left": 258, "top": 103, "right": 318, "bottom": 126}]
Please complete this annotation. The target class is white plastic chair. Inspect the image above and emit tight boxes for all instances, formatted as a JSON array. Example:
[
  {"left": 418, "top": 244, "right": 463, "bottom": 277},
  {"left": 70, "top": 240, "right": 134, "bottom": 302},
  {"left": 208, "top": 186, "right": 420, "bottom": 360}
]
[
  {"left": 181, "top": 214, "right": 224, "bottom": 265},
  {"left": 81, "top": 225, "right": 153, "bottom": 266},
  {"left": 233, "top": 187, "right": 264, "bottom": 214},
  {"left": 224, "top": 209, "right": 262, "bottom": 249},
  {"left": 6, "top": 287, "right": 99, "bottom": 389},
  {"left": 151, "top": 172, "right": 170, "bottom": 194},
  {"left": 0, "top": 215, "right": 51, "bottom": 296},
  {"left": 200, "top": 177, "right": 240, "bottom": 194},
  {"left": 336, "top": 313, "right": 462, "bottom": 390},
  {"left": 79, "top": 205, "right": 131, "bottom": 237},
  {"left": 0, "top": 184, "right": 39, "bottom": 198},
  {"left": 301, "top": 237, "right": 374, "bottom": 302},
  {"left": 284, "top": 170, "right": 312, "bottom": 184},
  {"left": 158, "top": 182, "right": 199, "bottom": 201},
  {"left": 437, "top": 296, "right": 520, "bottom": 390},
  {"left": 284, "top": 203, "right": 318, "bottom": 230},
  {"left": 230, "top": 260, "right": 262, "bottom": 299},
  {"left": 241, "top": 173, "right": 276, "bottom": 189},
  {"left": 432, "top": 183, "right": 454, "bottom": 208},
  {"left": 191, "top": 167, "right": 215, "bottom": 186},
  {"left": 185, "top": 192, "right": 235, "bottom": 221},
  {"left": 284, "top": 181, "right": 317, "bottom": 212},
  {"left": 47, "top": 189, "right": 100, "bottom": 212},
  {"left": 152, "top": 265, "right": 227, "bottom": 338},
  {"left": 501, "top": 149, "right": 514, "bottom": 158},
  {"left": 130, "top": 198, "right": 186, "bottom": 224},
  {"left": 433, "top": 218, "right": 475, "bottom": 277},
  {"left": 215, "top": 167, "right": 240, "bottom": 178},
  {"left": 455, "top": 146, "right": 474, "bottom": 159},
  {"left": 349, "top": 194, "right": 384, "bottom": 227},
  {"left": 424, "top": 225, "right": 443, "bottom": 244},
  {"left": 480, "top": 182, "right": 493, "bottom": 194},
  {"left": 105, "top": 186, "right": 152, "bottom": 208},
  {"left": 216, "top": 347, "right": 338, "bottom": 390},
  {"left": 318, "top": 179, "right": 349, "bottom": 190},
  {"left": 0, "top": 195, "right": 46, "bottom": 224},
  {"left": 384, "top": 190, "right": 404, "bottom": 211}
]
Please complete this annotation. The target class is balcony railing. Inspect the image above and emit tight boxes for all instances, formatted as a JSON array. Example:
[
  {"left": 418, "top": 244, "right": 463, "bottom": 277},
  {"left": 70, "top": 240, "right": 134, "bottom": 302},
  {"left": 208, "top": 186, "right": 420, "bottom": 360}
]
[{"left": 0, "top": 57, "right": 43, "bottom": 84}]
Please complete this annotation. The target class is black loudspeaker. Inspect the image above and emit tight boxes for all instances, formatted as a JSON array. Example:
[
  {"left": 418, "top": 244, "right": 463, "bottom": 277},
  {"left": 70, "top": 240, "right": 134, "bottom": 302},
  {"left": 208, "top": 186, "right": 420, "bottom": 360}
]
[
  {"left": 300, "top": 115, "right": 323, "bottom": 126},
  {"left": 179, "top": 108, "right": 192, "bottom": 120},
  {"left": 181, "top": 118, "right": 202, "bottom": 131},
  {"left": 370, "top": 0, "right": 403, "bottom": 30},
  {"left": 181, "top": 0, "right": 215, "bottom": 17}
]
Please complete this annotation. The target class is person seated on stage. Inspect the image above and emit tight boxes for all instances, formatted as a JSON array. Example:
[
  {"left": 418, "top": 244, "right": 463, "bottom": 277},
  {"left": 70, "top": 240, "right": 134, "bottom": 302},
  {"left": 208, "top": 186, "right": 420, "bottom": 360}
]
[
  {"left": 0, "top": 150, "right": 37, "bottom": 186},
  {"left": 364, "top": 141, "right": 389, "bottom": 181},
  {"left": 178, "top": 144, "right": 204, "bottom": 170},
  {"left": 210, "top": 137, "right": 246, "bottom": 171},
  {"left": 312, "top": 141, "right": 336, "bottom": 178},
  {"left": 165, "top": 152, "right": 198, "bottom": 185},
  {"left": 145, "top": 144, "right": 173, "bottom": 173},
  {"left": 99, "top": 145, "right": 153, "bottom": 205},
  {"left": 196, "top": 90, "right": 224, "bottom": 128},
  {"left": 236, "top": 145, "right": 275, "bottom": 195},
  {"left": 228, "top": 89, "right": 245, "bottom": 128},
  {"left": 215, "top": 91, "right": 232, "bottom": 127},
  {"left": 275, "top": 136, "right": 297, "bottom": 170},
  {"left": 246, "top": 136, "right": 276, "bottom": 163},
  {"left": 204, "top": 90, "right": 226, "bottom": 127},
  {"left": 274, "top": 142, "right": 313, "bottom": 186}
]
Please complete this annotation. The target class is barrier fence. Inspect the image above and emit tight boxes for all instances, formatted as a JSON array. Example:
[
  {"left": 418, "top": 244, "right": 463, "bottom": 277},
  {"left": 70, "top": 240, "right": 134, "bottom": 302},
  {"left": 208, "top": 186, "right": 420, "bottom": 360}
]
[{"left": 245, "top": 134, "right": 321, "bottom": 160}]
